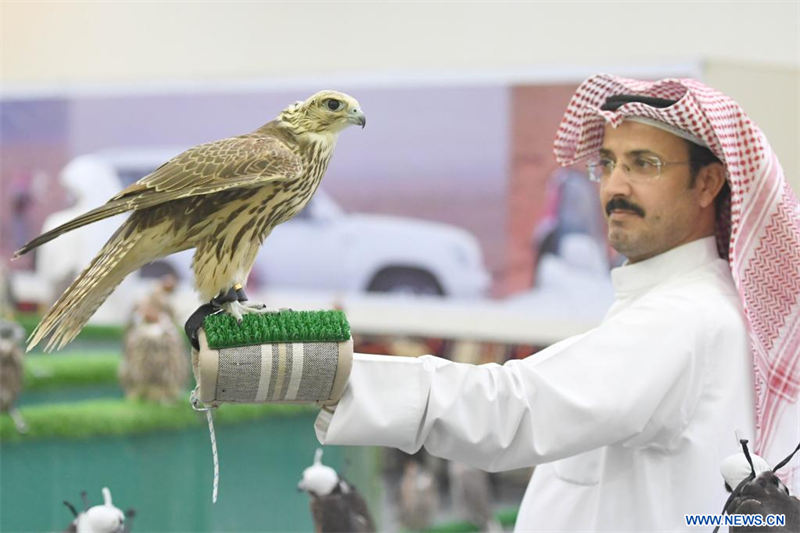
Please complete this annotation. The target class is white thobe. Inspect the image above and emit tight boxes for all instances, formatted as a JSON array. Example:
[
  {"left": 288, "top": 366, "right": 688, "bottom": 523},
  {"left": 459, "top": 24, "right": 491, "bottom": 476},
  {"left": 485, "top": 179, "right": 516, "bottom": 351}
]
[{"left": 316, "top": 237, "right": 754, "bottom": 532}]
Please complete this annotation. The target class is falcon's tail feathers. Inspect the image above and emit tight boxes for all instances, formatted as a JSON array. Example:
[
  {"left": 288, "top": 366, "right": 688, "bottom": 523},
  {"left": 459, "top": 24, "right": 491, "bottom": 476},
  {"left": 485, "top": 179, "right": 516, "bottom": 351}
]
[
  {"left": 12, "top": 200, "right": 135, "bottom": 259},
  {"left": 27, "top": 229, "right": 142, "bottom": 352}
]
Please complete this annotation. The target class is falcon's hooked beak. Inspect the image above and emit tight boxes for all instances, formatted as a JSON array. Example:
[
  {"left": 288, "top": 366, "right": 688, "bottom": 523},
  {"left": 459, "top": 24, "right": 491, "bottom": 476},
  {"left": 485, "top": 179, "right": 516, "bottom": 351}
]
[{"left": 348, "top": 109, "right": 366, "bottom": 129}]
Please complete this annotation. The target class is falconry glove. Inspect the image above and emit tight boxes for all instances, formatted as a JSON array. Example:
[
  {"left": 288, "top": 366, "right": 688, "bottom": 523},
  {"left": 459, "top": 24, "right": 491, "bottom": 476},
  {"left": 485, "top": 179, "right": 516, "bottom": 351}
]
[{"left": 191, "top": 310, "right": 352, "bottom": 407}]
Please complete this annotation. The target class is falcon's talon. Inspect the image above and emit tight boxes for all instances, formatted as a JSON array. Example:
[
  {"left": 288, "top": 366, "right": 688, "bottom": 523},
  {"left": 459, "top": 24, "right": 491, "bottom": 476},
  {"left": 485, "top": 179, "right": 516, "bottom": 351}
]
[
  {"left": 222, "top": 301, "right": 245, "bottom": 323},
  {"left": 221, "top": 300, "right": 279, "bottom": 322},
  {"left": 243, "top": 303, "right": 279, "bottom": 314}
]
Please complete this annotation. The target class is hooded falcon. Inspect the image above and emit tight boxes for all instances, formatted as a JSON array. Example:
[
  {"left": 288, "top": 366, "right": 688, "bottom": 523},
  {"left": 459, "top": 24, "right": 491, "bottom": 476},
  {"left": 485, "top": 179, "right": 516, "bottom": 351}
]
[
  {"left": 14, "top": 90, "right": 365, "bottom": 352},
  {"left": 298, "top": 448, "right": 375, "bottom": 533}
]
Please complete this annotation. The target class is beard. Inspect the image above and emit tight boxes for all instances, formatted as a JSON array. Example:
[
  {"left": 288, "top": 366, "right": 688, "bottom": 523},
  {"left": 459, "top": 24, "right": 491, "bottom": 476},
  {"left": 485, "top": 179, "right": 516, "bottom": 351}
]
[{"left": 607, "top": 217, "right": 662, "bottom": 263}]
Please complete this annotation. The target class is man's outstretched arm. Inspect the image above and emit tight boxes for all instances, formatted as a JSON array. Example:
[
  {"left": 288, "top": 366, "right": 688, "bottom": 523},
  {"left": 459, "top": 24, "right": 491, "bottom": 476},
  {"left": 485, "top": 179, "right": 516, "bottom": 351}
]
[{"left": 316, "top": 301, "right": 704, "bottom": 471}]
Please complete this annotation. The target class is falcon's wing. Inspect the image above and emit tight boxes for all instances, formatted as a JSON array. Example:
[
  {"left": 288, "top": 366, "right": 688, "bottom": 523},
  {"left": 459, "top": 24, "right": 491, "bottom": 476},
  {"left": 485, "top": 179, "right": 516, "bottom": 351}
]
[
  {"left": 314, "top": 493, "right": 374, "bottom": 533},
  {"left": 14, "top": 134, "right": 302, "bottom": 257},
  {"left": 342, "top": 485, "right": 375, "bottom": 532},
  {"left": 115, "top": 134, "right": 302, "bottom": 202}
]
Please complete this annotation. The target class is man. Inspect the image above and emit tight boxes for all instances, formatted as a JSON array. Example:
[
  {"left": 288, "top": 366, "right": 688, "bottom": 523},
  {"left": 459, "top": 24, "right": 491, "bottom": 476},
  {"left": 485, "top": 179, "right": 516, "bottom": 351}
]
[
  {"left": 176, "top": 73, "right": 770, "bottom": 531},
  {"left": 311, "top": 75, "right": 800, "bottom": 530}
]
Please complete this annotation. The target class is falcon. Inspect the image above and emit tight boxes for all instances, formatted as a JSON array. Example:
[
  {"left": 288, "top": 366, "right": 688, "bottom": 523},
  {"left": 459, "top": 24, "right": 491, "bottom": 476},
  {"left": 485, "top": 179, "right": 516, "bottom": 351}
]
[
  {"left": 14, "top": 90, "right": 365, "bottom": 351},
  {"left": 62, "top": 487, "right": 133, "bottom": 533},
  {"left": 716, "top": 439, "right": 800, "bottom": 532},
  {"left": 298, "top": 448, "right": 375, "bottom": 533}
]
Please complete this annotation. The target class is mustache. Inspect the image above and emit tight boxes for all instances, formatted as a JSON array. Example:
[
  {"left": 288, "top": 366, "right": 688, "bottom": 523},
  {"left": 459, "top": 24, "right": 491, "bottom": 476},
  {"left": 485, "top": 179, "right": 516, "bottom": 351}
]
[{"left": 605, "top": 197, "right": 645, "bottom": 217}]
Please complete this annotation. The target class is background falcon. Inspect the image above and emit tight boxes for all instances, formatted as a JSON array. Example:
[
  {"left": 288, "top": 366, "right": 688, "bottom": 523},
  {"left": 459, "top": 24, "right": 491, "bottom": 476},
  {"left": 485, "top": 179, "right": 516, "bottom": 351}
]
[
  {"left": 14, "top": 90, "right": 365, "bottom": 351},
  {"left": 298, "top": 449, "right": 375, "bottom": 533}
]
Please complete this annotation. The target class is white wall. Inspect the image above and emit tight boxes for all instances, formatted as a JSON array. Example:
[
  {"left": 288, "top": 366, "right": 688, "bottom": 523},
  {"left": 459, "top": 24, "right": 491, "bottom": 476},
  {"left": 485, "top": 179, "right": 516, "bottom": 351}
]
[
  {"left": 2, "top": 1, "right": 798, "bottom": 84},
  {"left": 705, "top": 61, "right": 800, "bottom": 192}
]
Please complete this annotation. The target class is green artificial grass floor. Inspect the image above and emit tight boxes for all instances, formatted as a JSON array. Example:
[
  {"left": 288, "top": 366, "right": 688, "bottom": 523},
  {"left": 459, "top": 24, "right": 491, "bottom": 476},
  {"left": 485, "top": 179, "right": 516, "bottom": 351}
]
[
  {"left": 24, "top": 352, "right": 121, "bottom": 390},
  {"left": 17, "top": 313, "right": 125, "bottom": 344},
  {"left": 0, "top": 398, "right": 314, "bottom": 442},
  {"left": 6, "top": 350, "right": 314, "bottom": 442}
]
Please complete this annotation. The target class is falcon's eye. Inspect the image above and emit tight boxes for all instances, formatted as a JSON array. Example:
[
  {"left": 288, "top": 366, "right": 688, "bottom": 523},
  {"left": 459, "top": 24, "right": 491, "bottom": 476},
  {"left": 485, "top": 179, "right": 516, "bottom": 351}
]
[{"left": 325, "top": 99, "right": 341, "bottom": 111}]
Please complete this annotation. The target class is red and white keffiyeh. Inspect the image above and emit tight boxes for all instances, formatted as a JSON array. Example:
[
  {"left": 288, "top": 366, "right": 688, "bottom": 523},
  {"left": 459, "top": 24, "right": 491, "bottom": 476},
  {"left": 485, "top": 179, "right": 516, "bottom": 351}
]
[{"left": 553, "top": 74, "right": 800, "bottom": 489}]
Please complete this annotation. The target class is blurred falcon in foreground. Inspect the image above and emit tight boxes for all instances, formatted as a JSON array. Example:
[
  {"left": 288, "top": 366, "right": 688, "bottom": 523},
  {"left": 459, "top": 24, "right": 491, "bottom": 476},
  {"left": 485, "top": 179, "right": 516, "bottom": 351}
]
[{"left": 14, "top": 90, "right": 365, "bottom": 351}]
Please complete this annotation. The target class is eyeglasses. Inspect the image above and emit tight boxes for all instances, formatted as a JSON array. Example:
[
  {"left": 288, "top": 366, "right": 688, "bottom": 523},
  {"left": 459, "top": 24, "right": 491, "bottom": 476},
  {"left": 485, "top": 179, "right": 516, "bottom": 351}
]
[{"left": 586, "top": 154, "right": 691, "bottom": 183}]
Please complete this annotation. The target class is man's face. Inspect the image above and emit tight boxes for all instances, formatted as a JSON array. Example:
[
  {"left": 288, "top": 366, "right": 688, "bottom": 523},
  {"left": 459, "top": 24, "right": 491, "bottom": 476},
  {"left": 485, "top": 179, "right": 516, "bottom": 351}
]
[{"left": 599, "top": 120, "right": 708, "bottom": 263}]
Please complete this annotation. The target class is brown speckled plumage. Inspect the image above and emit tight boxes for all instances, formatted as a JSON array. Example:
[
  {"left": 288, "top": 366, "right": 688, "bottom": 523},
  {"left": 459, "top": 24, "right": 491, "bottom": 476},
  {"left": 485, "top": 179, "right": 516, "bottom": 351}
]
[
  {"left": 15, "top": 90, "right": 365, "bottom": 351},
  {"left": 120, "top": 315, "right": 188, "bottom": 402}
]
